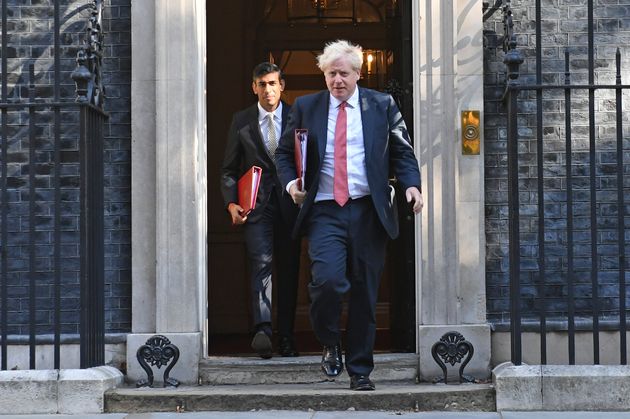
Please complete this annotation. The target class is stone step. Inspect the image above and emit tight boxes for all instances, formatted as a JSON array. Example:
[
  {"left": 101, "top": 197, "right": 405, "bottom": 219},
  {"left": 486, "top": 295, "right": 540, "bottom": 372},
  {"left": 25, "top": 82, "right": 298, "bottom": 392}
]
[
  {"left": 105, "top": 382, "right": 495, "bottom": 413},
  {"left": 198, "top": 353, "right": 418, "bottom": 385},
  {"left": 108, "top": 354, "right": 493, "bottom": 413}
]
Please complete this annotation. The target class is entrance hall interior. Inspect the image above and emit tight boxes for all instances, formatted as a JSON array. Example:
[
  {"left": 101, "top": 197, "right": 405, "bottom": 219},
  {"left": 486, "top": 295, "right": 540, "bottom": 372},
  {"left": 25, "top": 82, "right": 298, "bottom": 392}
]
[{"left": 207, "top": 0, "right": 417, "bottom": 355}]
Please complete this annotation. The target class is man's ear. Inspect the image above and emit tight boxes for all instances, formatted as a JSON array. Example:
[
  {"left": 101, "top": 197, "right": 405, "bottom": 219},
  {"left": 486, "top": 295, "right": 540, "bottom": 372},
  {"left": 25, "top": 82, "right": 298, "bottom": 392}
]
[
  {"left": 280, "top": 79, "right": 286, "bottom": 92},
  {"left": 252, "top": 81, "right": 257, "bottom": 95}
]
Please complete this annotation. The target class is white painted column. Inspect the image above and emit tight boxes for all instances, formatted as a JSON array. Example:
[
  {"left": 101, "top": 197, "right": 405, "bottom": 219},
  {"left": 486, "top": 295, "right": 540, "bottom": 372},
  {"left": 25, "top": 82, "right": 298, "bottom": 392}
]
[
  {"left": 128, "top": 0, "right": 207, "bottom": 385},
  {"left": 130, "top": 0, "right": 156, "bottom": 336},
  {"left": 413, "top": 0, "right": 490, "bottom": 381}
]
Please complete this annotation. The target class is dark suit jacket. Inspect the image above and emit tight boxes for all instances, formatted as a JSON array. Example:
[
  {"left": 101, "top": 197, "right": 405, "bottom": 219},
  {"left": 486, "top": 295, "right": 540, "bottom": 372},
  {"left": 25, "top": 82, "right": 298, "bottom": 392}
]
[
  {"left": 275, "top": 87, "right": 421, "bottom": 240},
  {"left": 221, "top": 101, "right": 297, "bottom": 224}
]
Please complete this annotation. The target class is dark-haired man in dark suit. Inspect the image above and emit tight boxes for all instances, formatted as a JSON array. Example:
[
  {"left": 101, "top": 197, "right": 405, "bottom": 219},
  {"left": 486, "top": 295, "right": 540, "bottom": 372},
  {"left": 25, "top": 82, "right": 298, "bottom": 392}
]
[
  {"left": 275, "top": 40, "right": 423, "bottom": 390},
  {"left": 221, "top": 62, "right": 300, "bottom": 359}
]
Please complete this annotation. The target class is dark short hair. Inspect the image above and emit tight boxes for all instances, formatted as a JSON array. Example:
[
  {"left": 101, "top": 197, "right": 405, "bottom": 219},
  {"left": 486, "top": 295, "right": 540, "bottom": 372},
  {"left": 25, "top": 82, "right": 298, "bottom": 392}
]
[{"left": 252, "top": 62, "right": 283, "bottom": 81}]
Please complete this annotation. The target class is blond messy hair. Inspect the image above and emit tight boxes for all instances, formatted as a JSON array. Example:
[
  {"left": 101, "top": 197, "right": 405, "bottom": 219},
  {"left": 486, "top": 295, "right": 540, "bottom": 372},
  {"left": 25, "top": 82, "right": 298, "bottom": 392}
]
[{"left": 316, "top": 39, "right": 363, "bottom": 73}]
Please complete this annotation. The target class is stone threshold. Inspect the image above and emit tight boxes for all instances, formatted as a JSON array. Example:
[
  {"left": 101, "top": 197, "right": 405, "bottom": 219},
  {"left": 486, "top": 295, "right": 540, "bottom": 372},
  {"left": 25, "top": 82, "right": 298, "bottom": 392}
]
[
  {"left": 105, "top": 382, "right": 496, "bottom": 413},
  {"left": 198, "top": 353, "right": 418, "bottom": 385}
]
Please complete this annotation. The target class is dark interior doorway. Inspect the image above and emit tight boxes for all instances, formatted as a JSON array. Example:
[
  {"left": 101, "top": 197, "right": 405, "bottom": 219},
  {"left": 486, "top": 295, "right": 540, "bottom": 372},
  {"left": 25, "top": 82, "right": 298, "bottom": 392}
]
[{"left": 207, "top": 0, "right": 416, "bottom": 355}]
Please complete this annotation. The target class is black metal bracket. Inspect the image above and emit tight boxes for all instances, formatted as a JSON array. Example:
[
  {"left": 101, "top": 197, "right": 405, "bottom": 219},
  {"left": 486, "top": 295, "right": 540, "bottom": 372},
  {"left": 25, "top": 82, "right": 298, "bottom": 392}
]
[
  {"left": 71, "top": 0, "right": 105, "bottom": 108},
  {"left": 431, "top": 331, "right": 475, "bottom": 384},
  {"left": 136, "top": 335, "right": 180, "bottom": 388},
  {"left": 482, "top": 0, "right": 503, "bottom": 22}
]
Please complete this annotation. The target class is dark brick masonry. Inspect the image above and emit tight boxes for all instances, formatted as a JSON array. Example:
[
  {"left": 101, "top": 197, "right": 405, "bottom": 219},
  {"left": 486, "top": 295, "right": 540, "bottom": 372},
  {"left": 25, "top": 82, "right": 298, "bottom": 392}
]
[
  {"left": 0, "top": 0, "right": 131, "bottom": 338},
  {"left": 101, "top": 0, "right": 131, "bottom": 335}
]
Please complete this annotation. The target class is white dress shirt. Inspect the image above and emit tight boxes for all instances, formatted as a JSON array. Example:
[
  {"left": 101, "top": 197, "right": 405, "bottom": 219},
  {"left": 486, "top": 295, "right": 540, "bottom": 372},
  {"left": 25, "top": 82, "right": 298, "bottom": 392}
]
[
  {"left": 257, "top": 101, "right": 282, "bottom": 154},
  {"left": 315, "top": 88, "right": 370, "bottom": 202}
]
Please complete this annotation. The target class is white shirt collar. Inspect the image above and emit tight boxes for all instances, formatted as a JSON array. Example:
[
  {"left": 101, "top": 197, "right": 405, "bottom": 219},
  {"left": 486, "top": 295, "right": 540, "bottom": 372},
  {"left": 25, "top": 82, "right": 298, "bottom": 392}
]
[
  {"left": 258, "top": 101, "right": 282, "bottom": 122},
  {"left": 329, "top": 87, "right": 359, "bottom": 109}
]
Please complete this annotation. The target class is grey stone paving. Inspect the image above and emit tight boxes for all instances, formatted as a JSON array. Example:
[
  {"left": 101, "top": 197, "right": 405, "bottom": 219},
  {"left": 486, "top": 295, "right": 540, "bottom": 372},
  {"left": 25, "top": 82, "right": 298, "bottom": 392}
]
[
  {"left": 501, "top": 413, "right": 630, "bottom": 419},
  {"left": 2, "top": 412, "right": 630, "bottom": 419}
]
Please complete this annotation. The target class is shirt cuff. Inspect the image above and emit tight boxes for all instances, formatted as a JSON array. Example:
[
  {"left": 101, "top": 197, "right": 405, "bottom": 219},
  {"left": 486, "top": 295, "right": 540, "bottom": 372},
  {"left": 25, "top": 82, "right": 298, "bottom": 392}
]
[{"left": 286, "top": 179, "right": 298, "bottom": 193}]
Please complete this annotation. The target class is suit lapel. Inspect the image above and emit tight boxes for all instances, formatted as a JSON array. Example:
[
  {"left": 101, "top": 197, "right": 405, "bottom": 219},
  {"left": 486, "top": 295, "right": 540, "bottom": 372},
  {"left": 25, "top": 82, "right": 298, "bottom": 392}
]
[
  {"left": 359, "top": 87, "right": 375, "bottom": 162},
  {"left": 247, "top": 104, "right": 275, "bottom": 165},
  {"left": 246, "top": 104, "right": 266, "bottom": 155},
  {"left": 313, "top": 91, "right": 329, "bottom": 163},
  {"left": 280, "top": 100, "right": 290, "bottom": 132}
]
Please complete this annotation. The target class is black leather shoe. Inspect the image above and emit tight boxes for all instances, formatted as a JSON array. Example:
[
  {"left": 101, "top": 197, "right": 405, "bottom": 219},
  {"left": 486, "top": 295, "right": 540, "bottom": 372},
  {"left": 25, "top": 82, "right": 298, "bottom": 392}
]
[
  {"left": 321, "top": 343, "right": 343, "bottom": 377},
  {"left": 350, "top": 375, "right": 375, "bottom": 391},
  {"left": 278, "top": 336, "right": 299, "bottom": 357},
  {"left": 251, "top": 330, "right": 273, "bottom": 359}
]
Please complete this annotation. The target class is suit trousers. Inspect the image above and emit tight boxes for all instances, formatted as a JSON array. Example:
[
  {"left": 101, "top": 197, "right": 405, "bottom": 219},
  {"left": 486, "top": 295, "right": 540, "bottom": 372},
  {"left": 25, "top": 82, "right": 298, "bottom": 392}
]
[
  {"left": 306, "top": 196, "right": 388, "bottom": 377},
  {"left": 243, "top": 191, "right": 301, "bottom": 338}
]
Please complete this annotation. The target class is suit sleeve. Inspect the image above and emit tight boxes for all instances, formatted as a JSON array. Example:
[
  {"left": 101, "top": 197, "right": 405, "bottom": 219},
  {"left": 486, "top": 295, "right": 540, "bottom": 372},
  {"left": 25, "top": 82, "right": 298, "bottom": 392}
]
[
  {"left": 275, "top": 99, "right": 301, "bottom": 190},
  {"left": 220, "top": 114, "right": 242, "bottom": 208},
  {"left": 386, "top": 95, "right": 421, "bottom": 192}
]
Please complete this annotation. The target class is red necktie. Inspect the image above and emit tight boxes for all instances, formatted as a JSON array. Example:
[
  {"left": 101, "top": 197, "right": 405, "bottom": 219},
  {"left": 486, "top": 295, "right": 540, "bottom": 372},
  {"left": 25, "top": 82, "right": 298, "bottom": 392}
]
[{"left": 333, "top": 101, "right": 349, "bottom": 206}]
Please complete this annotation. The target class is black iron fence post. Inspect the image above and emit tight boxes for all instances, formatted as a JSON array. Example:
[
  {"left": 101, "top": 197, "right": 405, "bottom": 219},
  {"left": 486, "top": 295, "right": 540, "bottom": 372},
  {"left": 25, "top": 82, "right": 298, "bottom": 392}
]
[
  {"left": 74, "top": 0, "right": 107, "bottom": 369},
  {"left": 78, "top": 105, "right": 105, "bottom": 368},
  {"left": 503, "top": 0, "right": 524, "bottom": 366},
  {"left": 0, "top": 0, "right": 6, "bottom": 371},
  {"left": 615, "top": 49, "right": 627, "bottom": 365}
]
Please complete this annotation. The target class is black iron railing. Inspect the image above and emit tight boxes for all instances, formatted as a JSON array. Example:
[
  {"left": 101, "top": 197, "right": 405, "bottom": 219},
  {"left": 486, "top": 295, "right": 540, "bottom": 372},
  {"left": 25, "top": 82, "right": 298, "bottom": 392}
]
[
  {"left": 493, "top": 0, "right": 629, "bottom": 365},
  {"left": 0, "top": 0, "right": 106, "bottom": 369}
]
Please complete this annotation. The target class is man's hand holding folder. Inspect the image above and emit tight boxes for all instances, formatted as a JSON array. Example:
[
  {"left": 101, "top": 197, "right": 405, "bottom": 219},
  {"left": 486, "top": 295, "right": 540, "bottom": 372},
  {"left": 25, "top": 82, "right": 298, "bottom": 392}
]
[
  {"left": 227, "top": 202, "right": 247, "bottom": 225},
  {"left": 289, "top": 129, "right": 308, "bottom": 205},
  {"left": 230, "top": 166, "right": 262, "bottom": 225}
]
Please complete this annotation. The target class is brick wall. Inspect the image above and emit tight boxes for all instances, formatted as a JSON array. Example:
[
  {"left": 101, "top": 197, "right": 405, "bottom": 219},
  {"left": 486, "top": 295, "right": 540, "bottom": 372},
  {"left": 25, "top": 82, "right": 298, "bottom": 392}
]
[
  {"left": 483, "top": 0, "right": 630, "bottom": 328},
  {"left": 0, "top": 0, "right": 131, "bottom": 337},
  {"left": 101, "top": 0, "right": 131, "bottom": 334}
]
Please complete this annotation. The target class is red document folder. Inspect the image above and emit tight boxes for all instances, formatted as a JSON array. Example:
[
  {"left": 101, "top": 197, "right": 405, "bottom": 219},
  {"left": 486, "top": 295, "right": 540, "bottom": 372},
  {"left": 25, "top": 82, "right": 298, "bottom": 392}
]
[
  {"left": 294, "top": 129, "right": 308, "bottom": 191},
  {"left": 237, "top": 166, "right": 262, "bottom": 215}
]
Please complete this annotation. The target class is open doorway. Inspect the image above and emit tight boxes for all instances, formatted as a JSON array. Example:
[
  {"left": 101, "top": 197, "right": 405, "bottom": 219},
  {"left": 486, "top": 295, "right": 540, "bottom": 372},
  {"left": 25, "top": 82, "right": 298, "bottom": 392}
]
[{"left": 207, "top": 0, "right": 416, "bottom": 355}]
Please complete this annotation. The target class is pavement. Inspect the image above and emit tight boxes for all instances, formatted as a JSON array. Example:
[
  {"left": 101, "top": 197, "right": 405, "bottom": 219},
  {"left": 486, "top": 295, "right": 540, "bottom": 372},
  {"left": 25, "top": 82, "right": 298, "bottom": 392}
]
[{"left": 0, "top": 412, "right": 629, "bottom": 418}]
